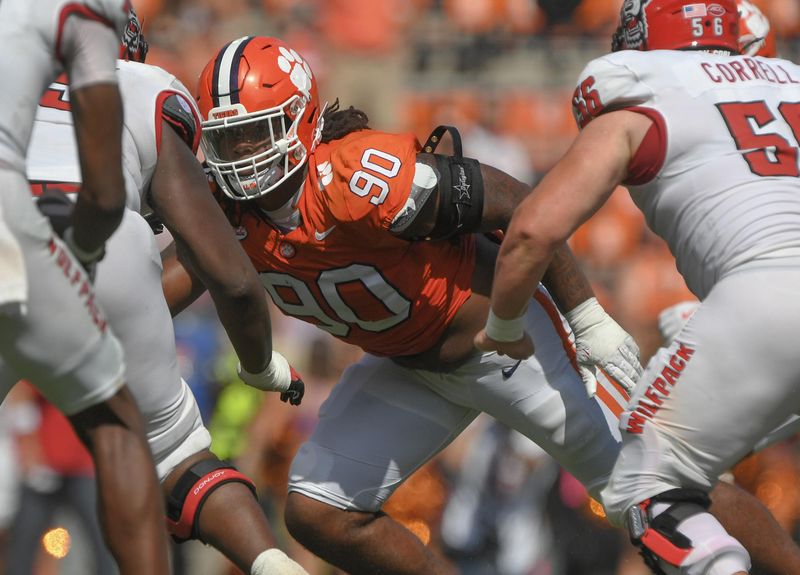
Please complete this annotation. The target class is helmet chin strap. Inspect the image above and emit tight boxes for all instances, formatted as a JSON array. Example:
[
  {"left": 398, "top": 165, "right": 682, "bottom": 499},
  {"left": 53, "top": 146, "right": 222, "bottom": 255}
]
[{"left": 258, "top": 185, "right": 304, "bottom": 232}]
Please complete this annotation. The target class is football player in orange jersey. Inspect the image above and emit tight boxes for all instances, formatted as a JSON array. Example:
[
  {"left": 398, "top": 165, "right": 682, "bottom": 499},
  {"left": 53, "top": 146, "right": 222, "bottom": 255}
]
[{"left": 162, "top": 36, "right": 800, "bottom": 575}]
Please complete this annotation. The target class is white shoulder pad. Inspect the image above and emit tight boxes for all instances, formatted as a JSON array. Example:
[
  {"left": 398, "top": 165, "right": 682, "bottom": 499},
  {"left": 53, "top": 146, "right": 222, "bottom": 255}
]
[
  {"left": 117, "top": 61, "right": 174, "bottom": 158},
  {"left": 572, "top": 52, "right": 655, "bottom": 129},
  {"left": 118, "top": 60, "right": 200, "bottom": 143},
  {"left": 83, "top": 0, "right": 129, "bottom": 36},
  {"left": 117, "top": 61, "right": 199, "bottom": 127},
  {"left": 117, "top": 61, "right": 192, "bottom": 207},
  {"left": 117, "top": 60, "right": 179, "bottom": 101}
]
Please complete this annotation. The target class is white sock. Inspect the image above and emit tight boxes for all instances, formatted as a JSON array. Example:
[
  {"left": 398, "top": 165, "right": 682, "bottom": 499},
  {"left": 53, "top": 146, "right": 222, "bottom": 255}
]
[{"left": 251, "top": 549, "right": 309, "bottom": 575}]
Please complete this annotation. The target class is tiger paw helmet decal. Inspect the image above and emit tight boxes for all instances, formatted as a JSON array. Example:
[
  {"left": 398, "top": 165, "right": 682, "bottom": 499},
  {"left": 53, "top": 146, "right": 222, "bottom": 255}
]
[{"left": 277, "top": 47, "right": 313, "bottom": 99}]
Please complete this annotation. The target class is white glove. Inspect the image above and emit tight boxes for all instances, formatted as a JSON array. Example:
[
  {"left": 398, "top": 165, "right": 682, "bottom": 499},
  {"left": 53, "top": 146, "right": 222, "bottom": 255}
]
[
  {"left": 657, "top": 300, "right": 699, "bottom": 345},
  {"left": 237, "top": 351, "right": 305, "bottom": 405},
  {"left": 565, "top": 297, "right": 642, "bottom": 397}
]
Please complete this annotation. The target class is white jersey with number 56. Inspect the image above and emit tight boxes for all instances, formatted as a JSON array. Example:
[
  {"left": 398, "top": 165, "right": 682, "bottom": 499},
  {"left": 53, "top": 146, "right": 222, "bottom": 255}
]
[{"left": 573, "top": 50, "right": 800, "bottom": 299}]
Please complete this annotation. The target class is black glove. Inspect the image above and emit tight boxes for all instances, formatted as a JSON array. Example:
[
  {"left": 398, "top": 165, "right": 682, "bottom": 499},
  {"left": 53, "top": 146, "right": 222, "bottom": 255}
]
[
  {"left": 280, "top": 367, "right": 305, "bottom": 406},
  {"left": 238, "top": 355, "right": 306, "bottom": 407},
  {"left": 36, "top": 190, "right": 104, "bottom": 280}
]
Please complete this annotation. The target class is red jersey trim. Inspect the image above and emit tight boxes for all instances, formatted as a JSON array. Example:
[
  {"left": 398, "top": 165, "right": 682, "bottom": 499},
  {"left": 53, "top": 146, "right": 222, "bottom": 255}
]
[
  {"left": 624, "top": 106, "right": 667, "bottom": 186},
  {"left": 29, "top": 181, "right": 81, "bottom": 196}
]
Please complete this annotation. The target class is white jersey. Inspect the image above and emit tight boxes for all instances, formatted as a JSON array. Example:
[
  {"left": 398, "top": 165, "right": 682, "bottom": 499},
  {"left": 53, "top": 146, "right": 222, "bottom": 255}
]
[
  {"left": 24, "top": 60, "right": 210, "bottom": 479},
  {"left": 27, "top": 60, "right": 201, "bottom": 214},
  {"left": 574, "top": 50, "right": 800, "bottom": 299},
  {"left": 0, "top": 0, "right": 128, "bottom": 173}
]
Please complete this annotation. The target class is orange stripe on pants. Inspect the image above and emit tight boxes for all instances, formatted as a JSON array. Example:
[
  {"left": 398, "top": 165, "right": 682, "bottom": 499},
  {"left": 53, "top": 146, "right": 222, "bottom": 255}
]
[{"left": 533, "top": 290, "right": 624, "bottom": 419}]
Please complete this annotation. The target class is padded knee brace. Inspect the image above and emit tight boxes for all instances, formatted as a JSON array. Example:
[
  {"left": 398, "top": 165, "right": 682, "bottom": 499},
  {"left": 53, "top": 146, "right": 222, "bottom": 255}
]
[
  {"left": 627, "top": 489, "right": 750, "bottom": 575},
  {"left": 166, "top": 459, "right": 257, "bottom": 542}
]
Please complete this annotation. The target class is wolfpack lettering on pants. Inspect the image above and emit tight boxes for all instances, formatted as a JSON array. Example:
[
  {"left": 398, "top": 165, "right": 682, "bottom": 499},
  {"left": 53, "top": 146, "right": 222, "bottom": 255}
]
[
  {"left": 623, "top": 343, "right": 695, "bottom": 434},
  {"left": 48, "top": 238, "right": 107, "bottom": 332}
]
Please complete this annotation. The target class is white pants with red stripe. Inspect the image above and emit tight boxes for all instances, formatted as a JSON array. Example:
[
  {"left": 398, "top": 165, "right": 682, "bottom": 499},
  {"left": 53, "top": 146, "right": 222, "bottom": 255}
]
[
  {"left": 0, "top": 205, "right": 209, "bottom": 480},
  {"left": 0, "top": 169, "right": 124, "bottom": 415},
  {"left": 288, "top": 287, "right": 627, "bottom": 511},
  {"left": 602, "top": 268, "right": 800, "bottom": 528}
]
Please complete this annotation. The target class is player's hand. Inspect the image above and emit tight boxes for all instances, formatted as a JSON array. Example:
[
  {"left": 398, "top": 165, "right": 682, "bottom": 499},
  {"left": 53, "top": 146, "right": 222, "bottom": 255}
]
[
  {"left": 474, "top": 329, "right": 535, "bottom": 360},
  {"left": 237, "top": 351, "right": 305, "bottom": 406},
  {"left": 565, "top": 297, "right": 642, "bottom": 397},
  {"left": 63, "top": 227, "right": 105, "bottom": 282},
  {"left": 279, "top": 367, "right": 305, "bottom": 406},
  {"left": 657, "top": 300, "right": 699, "bottom": 345},
  {"left": 36, "top": 190, "right": 104, "bottom": 281}
]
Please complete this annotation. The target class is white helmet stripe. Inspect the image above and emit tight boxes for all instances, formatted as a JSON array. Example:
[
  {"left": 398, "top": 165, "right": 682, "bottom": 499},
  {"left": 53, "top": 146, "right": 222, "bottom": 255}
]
[{"left": 214, "top": 36, "right": 250, "bottom": 108}]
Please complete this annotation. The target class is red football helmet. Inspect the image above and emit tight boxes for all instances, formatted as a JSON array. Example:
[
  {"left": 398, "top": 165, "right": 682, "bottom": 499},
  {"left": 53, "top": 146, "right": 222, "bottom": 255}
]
[
  {"left": 119, "top": 7, "right": 148, "bottom": 63},
  {"left": 737, "top": 0, "right": 776, "bottom": 57},
  {"left": 612, "top": 0, "right": 740, "bottom": 53},
  {"left": 197, "top": 36, "right": 323, "bottom": 201}
]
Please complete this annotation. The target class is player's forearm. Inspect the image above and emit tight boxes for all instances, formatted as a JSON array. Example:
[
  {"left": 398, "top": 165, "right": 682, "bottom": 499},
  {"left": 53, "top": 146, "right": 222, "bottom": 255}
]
[
  {"left": 181, "top": 238, "right": 271, "bottom": 370},
  {"left": 207, "top": 278, "right": 272, "bottom": 374},
  {"left": 70, "top": 83, "right": 126, "bottom": 253},
  {"left": 479, "top": 164, "right": 532, "bottom": 233},
  {"left": 161, "top": 242, "right": 207, "bottom": 317},
  {"left": 490, "top": 228, "right": 555, "bottom": 320},
  {"left": 542, "top": 244, "right": 595, "bottom": 313},
  {"left": 494, "top": 115, "right": 632, "bottom": 318},
  {"left": 489, "top": 179, "right": 573, "bottom": 319}
]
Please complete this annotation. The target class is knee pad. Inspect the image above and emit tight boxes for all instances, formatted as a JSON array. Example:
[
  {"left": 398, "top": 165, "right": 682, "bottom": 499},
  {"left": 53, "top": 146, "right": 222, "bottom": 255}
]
[
  {"left": 166, "top": 459, "right": 257, "bottom": 543},
  {"left": 627, "top": 489, "right": 750, "bottom": 575}
]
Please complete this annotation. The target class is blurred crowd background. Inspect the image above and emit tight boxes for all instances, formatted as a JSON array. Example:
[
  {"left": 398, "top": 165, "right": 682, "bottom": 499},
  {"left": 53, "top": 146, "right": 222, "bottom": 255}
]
[{"left": 2, "top": 0, "right": 800, "bottom": 574}]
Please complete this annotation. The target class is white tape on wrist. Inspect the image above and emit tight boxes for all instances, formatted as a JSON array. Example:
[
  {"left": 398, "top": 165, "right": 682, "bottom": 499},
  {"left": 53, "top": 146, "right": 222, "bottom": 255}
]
[
  {"left": 485, "top": 309, "right": 526, "bottom": 342},
  {"left": 564, "top": 297, "right": 603, "bottom": 331},
  {"left": 251, "top": 548, "right": 308, "bottom": 575},
  {"left": 238, "top": 351, "right": 291, "bottom": 392}
]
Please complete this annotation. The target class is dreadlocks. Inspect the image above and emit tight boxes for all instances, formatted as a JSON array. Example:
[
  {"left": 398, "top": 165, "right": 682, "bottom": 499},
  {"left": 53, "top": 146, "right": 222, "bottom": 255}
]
[{"left": 321, "top": 100, "right": 369, "bottom": 144}]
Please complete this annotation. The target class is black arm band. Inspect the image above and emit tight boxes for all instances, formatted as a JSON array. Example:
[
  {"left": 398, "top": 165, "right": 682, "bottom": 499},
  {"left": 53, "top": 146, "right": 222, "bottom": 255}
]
[
  {"left": 427, "top": 153, "right": 484, "bottom": 240},
  {"left": 422, "top": 125, "right": 485, "bottom": 239}
]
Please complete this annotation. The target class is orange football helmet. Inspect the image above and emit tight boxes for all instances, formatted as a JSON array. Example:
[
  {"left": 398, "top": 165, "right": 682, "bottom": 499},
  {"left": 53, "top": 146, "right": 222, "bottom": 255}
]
[
  {"left": 197, "top": 36, "right": 323, "bottom": 200},
  {"left": 612, "top": 0, "right": 739, "bottom": 54},
  {"left": 737, "top": 0, "right": 776, "bottom": 57}
]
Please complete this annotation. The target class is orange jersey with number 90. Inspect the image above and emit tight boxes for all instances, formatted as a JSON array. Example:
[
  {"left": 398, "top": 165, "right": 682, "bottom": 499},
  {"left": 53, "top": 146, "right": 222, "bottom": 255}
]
[{"left": 216, "top": 130, "right": 476, "bottom": 357}]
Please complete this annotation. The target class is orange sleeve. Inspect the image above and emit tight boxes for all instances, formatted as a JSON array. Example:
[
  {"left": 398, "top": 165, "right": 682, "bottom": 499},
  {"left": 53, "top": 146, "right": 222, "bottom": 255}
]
[{"left": 323, "top": 131, "right": 419, "bottom": 231}]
